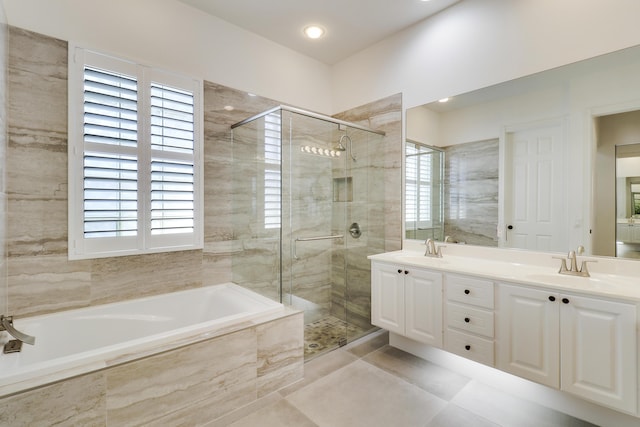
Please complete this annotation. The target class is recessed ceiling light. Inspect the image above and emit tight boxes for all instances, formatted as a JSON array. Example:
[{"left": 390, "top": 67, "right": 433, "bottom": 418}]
[
  {"left": 438, "top": 97, "right": 450, "bottom": 103},
  {"left": 224, "top": 105, "right": 234, "bottom": 111},
  {"left": 304, "top": 25, "right": 325, "bottom": 40}
]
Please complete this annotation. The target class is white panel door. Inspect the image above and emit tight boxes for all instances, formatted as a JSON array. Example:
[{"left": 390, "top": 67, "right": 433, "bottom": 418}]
[
  {"left": 371, "top": 262, "right": 405, "bottom": 335},
  {"left": 560, "top": 294, "right": 637, "bottom": 413},
  {"left": 497, "top": 284, "right": 560, "bottom": 388},
  {"left": 504, "top": 121, "right": 566, "bottom": 251},
  {"left": 405, "top": 268, "right": 443, "bottom": 346}
]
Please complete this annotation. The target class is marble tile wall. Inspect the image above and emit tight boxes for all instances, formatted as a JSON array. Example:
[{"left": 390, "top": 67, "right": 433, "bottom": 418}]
[
  {"left": 5, "top": 26, "right": 403, "bottom": 336},
  {"left": 444, "top": 139, "right": 499, "bottom": 246},
  {"left": 0, "top": 6, "right": 7, "bottom": 315},
  {"left": 4, "top": 27, "right": 285, "bottom": 317},
  {"left": 0, "top": 311, "right": 303, "bottom": 426},
  {"left": 331, "top": 94, "right": 403, "bottom": 331}
]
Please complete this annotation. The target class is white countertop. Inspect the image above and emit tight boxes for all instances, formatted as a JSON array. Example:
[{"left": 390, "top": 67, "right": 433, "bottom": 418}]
[{"left": 369, "top": 243, "right": 640, "bottom": 302}]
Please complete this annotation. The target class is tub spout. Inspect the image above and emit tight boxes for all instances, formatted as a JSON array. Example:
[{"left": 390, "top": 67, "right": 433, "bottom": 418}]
[{"left": 0, "top": 315, "right": 35, "bottom": 345}]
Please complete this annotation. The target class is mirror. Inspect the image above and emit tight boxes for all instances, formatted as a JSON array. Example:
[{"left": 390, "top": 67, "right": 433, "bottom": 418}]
[
  {"left": 406, "top": 44, "right": 640, "bottom": 257},
  {"left": 615, "top": 142, "right": 640, "bottom": 259},
  {"left": 405, "top": 140, "right": 444, "bottom": 241}
]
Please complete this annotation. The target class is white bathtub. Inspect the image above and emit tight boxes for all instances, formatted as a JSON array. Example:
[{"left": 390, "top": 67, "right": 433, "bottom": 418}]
[{"left": 0, "top": 283, "right": 283, "bottom": 397}]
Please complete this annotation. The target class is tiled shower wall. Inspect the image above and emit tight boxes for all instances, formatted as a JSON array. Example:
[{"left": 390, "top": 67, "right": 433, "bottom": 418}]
[
  {"left": 5, "top": 26, "right": 402, "bottom": 319},
  {"left": 0, "top": 6, "right": 7, "bottom": 314},
  {"left": 444, "top": 138, "right": 499, "bottom": 246},
  {"left": 331, "top": 97, "right": 403, "bottom": 330}
]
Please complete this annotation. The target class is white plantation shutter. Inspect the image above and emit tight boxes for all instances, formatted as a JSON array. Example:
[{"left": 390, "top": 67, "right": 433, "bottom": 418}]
[
  {"left": 150, "top": 83, "right": 196, "bottom": 236},
  {"left": 264, "top": 112, "right": 281, "bottom": 229},
  {"left": 69, "top": 48, "right": 202, "bottom": 259},
  {"left": 83, "top": 66, "right": 139, "bottom": 239},
  {"left": 405, "top": 142, "right": 433, "bottom": 229}
]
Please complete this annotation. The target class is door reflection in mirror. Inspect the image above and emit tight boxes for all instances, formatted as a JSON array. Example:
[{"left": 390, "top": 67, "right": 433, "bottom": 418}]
[{"left": 614, "top": 140, "right": 640, "bottom": 259}]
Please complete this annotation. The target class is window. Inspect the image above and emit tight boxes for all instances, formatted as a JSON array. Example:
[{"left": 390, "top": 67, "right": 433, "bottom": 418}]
[
  {"left": 69, "top": 48, "right": 203, "bottom": 259},
  {"left": 405, "top": 142, "right": 442, "bottom": 231},
  {"left": 263, "top": 112, "right": 281, "bottom": 229}
]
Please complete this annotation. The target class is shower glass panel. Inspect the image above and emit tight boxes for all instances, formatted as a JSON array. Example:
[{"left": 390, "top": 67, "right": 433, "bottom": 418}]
[{"left": 231, "top": 106, "right": 385, "bottom": 360}]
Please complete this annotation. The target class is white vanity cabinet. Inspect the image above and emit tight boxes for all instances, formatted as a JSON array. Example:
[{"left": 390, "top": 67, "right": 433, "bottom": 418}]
[
  {"left": 497, "top": 283, "right": 637, "bottom": 414},
  {"left": 616, "top": 223, "right": 640, "bottom": 243},
  {"left": 371, "top": 261, "right": 443, "bottom": 347},
  {"left": 444, "top": 274, "right": 495, "bottom": 366}
]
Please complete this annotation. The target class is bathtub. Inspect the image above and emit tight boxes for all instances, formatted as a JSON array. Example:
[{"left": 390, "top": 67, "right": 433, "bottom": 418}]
[{"left": 0, "top": 282, "right": 284, "bottom": 398}]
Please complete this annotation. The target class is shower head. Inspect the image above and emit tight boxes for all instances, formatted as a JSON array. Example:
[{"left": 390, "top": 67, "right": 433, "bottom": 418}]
[{"left": 334, "top": 141, "right": 347, "bottom": 151}]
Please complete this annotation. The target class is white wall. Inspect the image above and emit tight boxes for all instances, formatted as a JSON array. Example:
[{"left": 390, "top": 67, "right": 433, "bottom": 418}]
[
  {"left": 331, "top": 0, "right": 640, "bottom": 114},
  {"left": 2, "top": 0, "right": 333, "bottom": 114}
]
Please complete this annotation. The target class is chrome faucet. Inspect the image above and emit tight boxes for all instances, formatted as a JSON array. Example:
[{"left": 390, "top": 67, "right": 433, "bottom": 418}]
[
  {"left": 554, "top": 246, "right": 595, "bottom": 277},
  {"left": 0, "top": 315, "right": 36, "bottom": 345},
  {"left": 424, "top": 238, "right": 443, "bottom": 258}
]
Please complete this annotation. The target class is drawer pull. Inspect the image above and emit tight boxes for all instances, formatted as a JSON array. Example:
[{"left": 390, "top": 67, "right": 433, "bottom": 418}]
[
  {"left": 405, "top": 270, "right": 409, "bottom": 275},
  {"left": 464, "top": 289, "right": 470, "bottom": 295},
  {"left": 465, "top": 345, "right": 471, "bottom": 351},
  {"left": 548, "top": 296, "right": 556, "bottom": 302},
  {"left": 464, "top": 317, "right": 470, "bottom": 323},
  {"left": 397, "top": 269, "right": 402, "bottom": 274},
  {"left": 562, "top": 297, "right": 570, "bottom": 304}
]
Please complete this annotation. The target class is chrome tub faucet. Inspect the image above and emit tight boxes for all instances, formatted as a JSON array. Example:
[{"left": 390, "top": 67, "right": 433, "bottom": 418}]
[{"left": 1, "top": 315, "right": 36, "bottom": 348}]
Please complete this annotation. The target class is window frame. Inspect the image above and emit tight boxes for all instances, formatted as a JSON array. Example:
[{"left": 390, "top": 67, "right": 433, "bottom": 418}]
[{"left": 68, "top": 47, "right": 203, "bottom": 260}]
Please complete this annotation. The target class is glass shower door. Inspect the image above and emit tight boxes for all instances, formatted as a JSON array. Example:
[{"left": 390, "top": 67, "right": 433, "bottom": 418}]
[{"left": 282, "top": 111, "right": 349, "bottom": 359}]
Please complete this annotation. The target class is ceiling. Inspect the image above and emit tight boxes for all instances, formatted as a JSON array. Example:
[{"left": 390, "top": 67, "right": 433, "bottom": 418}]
[{"left": 177, "top": 0, "right": 461, "bottom": 65}]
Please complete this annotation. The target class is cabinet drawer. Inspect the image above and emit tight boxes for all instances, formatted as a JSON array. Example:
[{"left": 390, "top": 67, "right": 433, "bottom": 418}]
[
  {"left": 446, "top": 275, "right": 494, "bottom": 309},
  {"left": 446, "top": 302, "right": 494, "bottom": 338},
  {"left": 445, "top": 328, "right": 494, "bottom": 366}
]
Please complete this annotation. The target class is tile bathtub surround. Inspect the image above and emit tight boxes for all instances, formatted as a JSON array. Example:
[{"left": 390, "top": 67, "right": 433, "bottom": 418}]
[{"left": 0, "top": 310, "right": 303, "bottom": 426}]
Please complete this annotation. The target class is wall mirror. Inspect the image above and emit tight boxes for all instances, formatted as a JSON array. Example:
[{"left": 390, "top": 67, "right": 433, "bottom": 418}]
[
  {"left": 405, "top": 140, "right": 444, "bottom": 241},
  {"left": 406, "top": 44, "right": 640, "bottom": 257},
  {"left": 614, "top": 143, "right": 640, "bottom": 259}
]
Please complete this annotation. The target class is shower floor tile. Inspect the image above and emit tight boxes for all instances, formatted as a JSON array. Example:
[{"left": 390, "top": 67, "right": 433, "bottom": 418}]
[{"left": 304, "top": 315, "right": 367, "bottom": 359}]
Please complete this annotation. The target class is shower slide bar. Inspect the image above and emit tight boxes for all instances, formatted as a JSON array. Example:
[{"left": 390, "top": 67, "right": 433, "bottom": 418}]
[{"left": 293, "top": 234, "right": 344, "bottom": 260}]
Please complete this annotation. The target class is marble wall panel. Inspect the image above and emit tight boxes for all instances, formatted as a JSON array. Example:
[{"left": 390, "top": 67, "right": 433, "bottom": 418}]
[
  {"left": 7, "top": 254, "right": 92, "bottom": 316},
  {"left": 331, "top": 94, "right": 403, "bottom": 330},
  {"left": 0, "top": 372, "right": 107, "bottom": 426},
  {"left": 256, "top": 312, "right": 304, "bottom": 397},
  {"left": 0, "top": 10, "right": 7, "bottom": 315},
  {"left": 444, "top": 139, "right": 499, "bottom": 246},
  {"left": 7, "top": 26, "right": 68, "bottom": 263},
  {"left": 106, "top": 328, "right": 257, "bottom": 426},
  {"left": 4, "top": 27, "right": 402, "bottom": 334},
  {"left": 90, "top": 250, "right": 203, "bottom": 305},
  {"left": 334, "top": 94, "right": 403, "bottom": 252}
]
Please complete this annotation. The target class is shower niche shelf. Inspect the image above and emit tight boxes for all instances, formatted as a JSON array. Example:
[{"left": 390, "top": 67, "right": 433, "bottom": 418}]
[{"left": 333, "top": 177, "right": 353, "bottom": 202}]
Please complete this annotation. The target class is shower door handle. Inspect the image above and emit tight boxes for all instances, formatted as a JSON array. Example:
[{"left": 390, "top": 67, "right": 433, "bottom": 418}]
[{"left": 293, "top": 234, "right": 344, "bottom": 259}]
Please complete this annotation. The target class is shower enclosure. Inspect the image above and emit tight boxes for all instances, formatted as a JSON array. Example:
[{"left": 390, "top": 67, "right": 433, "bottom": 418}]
[{"left": 230, "top": 106, "right": 386, "bottom": 359}]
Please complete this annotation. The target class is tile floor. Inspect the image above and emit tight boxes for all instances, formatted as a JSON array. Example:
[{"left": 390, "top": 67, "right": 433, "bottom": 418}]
[
  {"left": 208, "top": 331, "right": 598, "bottom": 427},
  {"left": 304, "top": 315, "right": 366, "bottom": 358}
]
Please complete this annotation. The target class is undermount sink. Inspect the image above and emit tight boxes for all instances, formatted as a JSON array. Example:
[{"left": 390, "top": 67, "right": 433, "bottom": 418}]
[
  {"left": 395, "top": 255, "right": 448, "bottom": 265},
  {"left": 524, "top": 272, "right": 603, "bottom": 288}
]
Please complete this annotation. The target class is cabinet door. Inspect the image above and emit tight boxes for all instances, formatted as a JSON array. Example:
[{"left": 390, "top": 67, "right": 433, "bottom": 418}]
[
  {"left": 371, "top": 262, "right": 405, "bottom": 335},
  {"left": 617, "top": 224, "right": 630, "bottom": 243},
  {"left": 632, "top": 224, "right": 640, "bottom": 243},
  {"left": 560, "top": 294, "right": 637, "bottom": 413},
  {"left": 497, "top": 284, "right": 560, "bottom": 388},
  {"left": 405, "top": 268, "right": 443, "bottom": 346}
]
